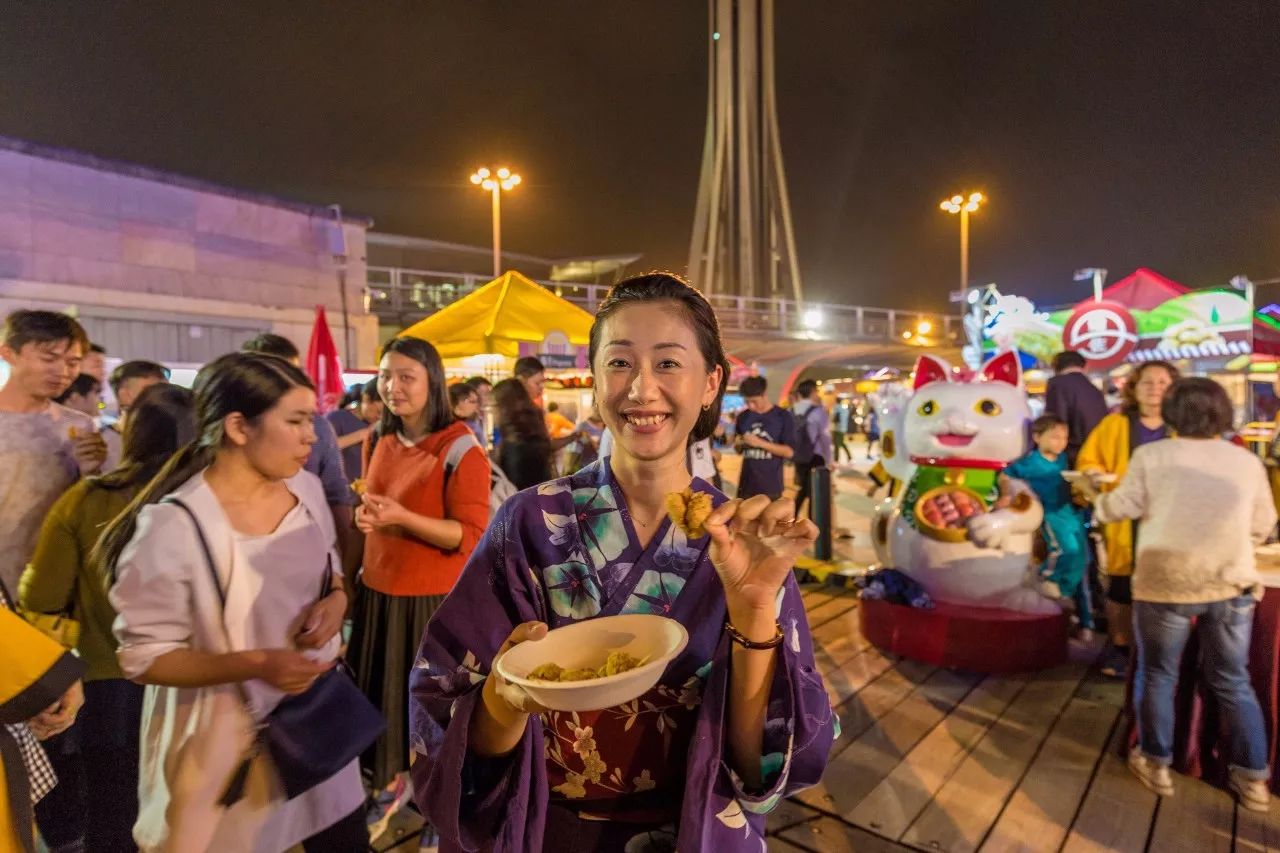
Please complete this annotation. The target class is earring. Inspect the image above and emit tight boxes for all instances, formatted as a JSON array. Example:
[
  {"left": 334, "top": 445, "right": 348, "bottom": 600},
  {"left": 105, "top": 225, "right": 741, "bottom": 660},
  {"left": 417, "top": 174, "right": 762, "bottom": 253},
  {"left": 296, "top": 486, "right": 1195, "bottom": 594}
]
[{"left": 702, "top": 403, "right": 712, "bottom": 411}]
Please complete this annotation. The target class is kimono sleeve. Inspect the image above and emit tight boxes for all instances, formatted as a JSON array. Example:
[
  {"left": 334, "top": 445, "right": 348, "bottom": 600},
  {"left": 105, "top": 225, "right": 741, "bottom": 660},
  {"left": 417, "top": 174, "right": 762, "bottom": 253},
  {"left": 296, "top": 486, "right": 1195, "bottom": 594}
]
[
  {"left": 681, "top": 571, "right": 836, "bottom": 850},
  {"left": 109, "top": 504, "right": 195, "bottom": 679},
  {"left": 408, "top": 496, "right": 549, "bottom": 852}
]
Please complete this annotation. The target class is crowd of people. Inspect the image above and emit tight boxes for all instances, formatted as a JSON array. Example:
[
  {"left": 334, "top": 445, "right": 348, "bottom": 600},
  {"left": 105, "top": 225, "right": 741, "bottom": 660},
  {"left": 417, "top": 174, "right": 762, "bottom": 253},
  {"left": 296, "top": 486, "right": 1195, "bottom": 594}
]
[
  {"left": 5, "top": 276, "right": 1277, "bottom": 850},
  {"left": 0, "top": 273, "right": 838, "bottom": 853},
  {"left": 1027, "top": 350, "right": 1276, "bottom": 808}
]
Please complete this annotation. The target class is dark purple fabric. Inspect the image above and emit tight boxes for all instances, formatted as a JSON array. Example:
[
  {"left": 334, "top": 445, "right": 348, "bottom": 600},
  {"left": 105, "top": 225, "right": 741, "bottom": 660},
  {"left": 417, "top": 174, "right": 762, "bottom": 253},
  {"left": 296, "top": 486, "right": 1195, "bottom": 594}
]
[{"left": 407, "top": 460, "right": 836, "bottom": 851}]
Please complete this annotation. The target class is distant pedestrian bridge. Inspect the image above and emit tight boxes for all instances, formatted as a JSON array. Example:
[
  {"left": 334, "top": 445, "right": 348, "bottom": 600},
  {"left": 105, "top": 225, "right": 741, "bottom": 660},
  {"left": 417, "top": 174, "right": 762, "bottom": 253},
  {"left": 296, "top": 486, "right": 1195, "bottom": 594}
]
[{"left": 367, "top": 266, "right": 962, "bottom": 372}]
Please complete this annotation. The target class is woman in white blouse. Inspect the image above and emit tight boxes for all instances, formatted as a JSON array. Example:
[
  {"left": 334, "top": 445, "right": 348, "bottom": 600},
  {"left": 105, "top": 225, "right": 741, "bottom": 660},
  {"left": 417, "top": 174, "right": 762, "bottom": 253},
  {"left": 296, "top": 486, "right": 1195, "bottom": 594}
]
[{"left": 99, "top": 352, "right": 364, "bottom": 852}]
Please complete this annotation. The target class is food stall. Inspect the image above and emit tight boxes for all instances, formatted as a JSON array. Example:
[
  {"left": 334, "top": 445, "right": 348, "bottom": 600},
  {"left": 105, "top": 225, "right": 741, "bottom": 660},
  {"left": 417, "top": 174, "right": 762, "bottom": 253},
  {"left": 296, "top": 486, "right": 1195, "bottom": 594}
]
[
  {"left": 398, "top": 270, "right": 597, "bottom": 424},
  {"left": 978, "top": 268, "right": 1277, "bottom": 423}
]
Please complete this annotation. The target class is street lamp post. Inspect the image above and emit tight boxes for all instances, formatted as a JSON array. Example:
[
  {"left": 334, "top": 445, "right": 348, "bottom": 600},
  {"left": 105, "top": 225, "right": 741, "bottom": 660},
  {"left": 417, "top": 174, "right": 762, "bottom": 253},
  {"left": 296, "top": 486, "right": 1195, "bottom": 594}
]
[
  {"left": 470, "top": 167, "right": 522, "bottom": 278},
  {"left": 940, "top": 192, "right": 985, "bottom": 294}
]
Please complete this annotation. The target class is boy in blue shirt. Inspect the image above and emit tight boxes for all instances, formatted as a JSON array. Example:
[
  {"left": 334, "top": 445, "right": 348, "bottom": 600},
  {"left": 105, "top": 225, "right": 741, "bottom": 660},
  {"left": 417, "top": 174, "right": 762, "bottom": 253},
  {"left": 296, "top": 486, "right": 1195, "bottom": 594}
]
[{"left": 1003, "top": 413, "right": 1093, "bottom": 633}]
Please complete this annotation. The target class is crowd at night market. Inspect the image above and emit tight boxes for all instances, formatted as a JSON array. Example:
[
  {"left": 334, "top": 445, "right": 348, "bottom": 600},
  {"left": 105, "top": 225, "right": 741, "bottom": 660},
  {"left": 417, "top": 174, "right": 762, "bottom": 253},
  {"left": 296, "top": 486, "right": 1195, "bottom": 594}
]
[{"left": 3, "top": 269, "right": 1279, "bottom": 853}]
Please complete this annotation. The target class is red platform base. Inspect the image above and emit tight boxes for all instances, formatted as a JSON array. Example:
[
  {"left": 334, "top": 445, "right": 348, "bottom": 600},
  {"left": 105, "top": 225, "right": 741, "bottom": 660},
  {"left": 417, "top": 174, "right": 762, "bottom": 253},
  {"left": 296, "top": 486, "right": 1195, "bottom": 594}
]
[{"left": 860, "top": 597, "right": 1069, "bottom": 673}]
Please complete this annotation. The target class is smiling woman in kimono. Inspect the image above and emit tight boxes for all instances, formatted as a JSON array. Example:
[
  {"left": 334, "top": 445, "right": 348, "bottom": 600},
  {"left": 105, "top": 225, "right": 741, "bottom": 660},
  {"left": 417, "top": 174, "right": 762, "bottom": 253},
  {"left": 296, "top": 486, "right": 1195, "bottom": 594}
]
[
  {"left": 409, "top": 273, "right": 836, "bottom": 852},
  {"left": 100, "top": 353, "right": 365, "bottom": 852}
]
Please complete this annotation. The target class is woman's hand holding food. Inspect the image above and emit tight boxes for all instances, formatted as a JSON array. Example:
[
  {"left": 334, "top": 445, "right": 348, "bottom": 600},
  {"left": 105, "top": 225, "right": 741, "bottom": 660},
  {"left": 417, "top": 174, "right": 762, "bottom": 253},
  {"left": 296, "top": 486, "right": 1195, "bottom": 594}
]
[
  {"left": 69, "top": 430, "right": 108, "bottom": 476},
  {"left": 357, "top": 492, "right": 408, "bottom": 532},
  {"left": 486, "top": 621, "right": 550, "bottom": 718},
  {"left": 703, "top": 495, "right": 816, "bottom": 636}
]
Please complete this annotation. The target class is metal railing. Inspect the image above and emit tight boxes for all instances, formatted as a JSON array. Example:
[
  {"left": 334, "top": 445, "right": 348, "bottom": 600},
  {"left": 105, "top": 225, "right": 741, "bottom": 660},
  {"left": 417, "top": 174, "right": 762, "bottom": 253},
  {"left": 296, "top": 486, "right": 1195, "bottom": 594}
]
[{"left": 365, "top": 265, "right": 960, "bottom": 345}]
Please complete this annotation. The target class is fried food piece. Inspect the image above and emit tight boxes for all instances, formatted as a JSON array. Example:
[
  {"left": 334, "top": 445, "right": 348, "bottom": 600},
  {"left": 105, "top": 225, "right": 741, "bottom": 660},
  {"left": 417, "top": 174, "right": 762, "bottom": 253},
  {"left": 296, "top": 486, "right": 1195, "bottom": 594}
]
[
  {"left": 351, "top": 478, "right": 367, "bottom": 496},
  {"left": 527, "top": 662, "right": 564, "bottom": 681},
  {"left": 597, "top": 650, "right": 642, "bottom": 677},
  {"left": 665, "top": 487, "right": 713, "bottom": 539},
  {"left": 526, "top": 651, "right": 645, "bottom": 682},
  {"left": 67, "top": 426, "right": 80, "bottom": 439}
]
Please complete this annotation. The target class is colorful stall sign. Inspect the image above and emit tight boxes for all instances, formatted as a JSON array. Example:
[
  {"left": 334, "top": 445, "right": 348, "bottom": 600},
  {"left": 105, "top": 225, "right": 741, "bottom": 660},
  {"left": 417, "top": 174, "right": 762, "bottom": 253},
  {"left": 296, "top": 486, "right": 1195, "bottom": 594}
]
[{"left": 983, "top": 268, "right": 1256, "bottom": 370}]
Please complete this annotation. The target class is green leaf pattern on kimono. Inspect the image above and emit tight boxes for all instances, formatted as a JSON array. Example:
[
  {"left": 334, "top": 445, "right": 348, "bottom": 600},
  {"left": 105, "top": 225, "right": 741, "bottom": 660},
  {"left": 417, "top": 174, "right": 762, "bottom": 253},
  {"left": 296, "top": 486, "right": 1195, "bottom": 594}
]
[
  {"left": 622, "top": 569, "right": 685, "bottom": 616},
  {"left": 571, "top": 484, "right": 628, "bottom": 572},
  {"left": 543, "top": 550, "right": 602, "bottom": 619}
]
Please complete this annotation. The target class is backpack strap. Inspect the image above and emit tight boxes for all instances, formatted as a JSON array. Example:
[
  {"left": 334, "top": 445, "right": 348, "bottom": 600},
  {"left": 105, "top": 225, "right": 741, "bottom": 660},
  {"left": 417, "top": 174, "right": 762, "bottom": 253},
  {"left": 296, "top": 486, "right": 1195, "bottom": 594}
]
[{"left": 444, "top": 432, "right": 484, "bottom": 481}]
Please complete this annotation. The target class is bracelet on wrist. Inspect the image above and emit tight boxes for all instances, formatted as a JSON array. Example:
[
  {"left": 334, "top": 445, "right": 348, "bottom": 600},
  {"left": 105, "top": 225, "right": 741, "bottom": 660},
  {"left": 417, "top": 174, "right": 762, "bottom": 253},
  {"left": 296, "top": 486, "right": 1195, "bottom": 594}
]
[{"left": 724, "top": 620, "right": 784, "bottom": 650}]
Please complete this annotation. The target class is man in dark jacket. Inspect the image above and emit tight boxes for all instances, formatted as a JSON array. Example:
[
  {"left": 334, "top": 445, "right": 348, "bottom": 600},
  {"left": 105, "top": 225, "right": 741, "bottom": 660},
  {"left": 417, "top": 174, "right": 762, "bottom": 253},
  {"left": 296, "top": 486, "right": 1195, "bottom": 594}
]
[{"left": 1044, "top": 350, "right": 1108, "bottom": 467}]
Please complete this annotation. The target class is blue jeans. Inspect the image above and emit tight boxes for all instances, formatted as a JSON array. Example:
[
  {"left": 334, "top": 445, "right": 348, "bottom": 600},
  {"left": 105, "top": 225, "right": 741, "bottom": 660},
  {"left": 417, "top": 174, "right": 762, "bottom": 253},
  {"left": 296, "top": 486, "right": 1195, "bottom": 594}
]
[{"left": 1134, "top": 595, "right": 1269, "bottom": 778}]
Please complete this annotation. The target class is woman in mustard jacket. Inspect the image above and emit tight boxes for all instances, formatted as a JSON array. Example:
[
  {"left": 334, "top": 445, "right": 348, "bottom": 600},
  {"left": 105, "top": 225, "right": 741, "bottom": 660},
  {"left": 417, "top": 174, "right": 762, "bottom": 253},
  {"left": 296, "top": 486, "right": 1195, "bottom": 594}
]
[{"left": 1076, "top": 360, "right": 1179, "bottom": 678}]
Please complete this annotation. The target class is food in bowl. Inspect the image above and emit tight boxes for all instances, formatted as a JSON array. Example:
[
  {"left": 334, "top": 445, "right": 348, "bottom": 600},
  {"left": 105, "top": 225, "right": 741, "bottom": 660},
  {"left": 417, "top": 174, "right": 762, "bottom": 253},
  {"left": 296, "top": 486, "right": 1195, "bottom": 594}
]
[
  {"left": 527, "top": 651, "right": 643, "bottom": 682},
  {"left": 495, "top": 614, "right": 689, "bottom": 712},
  {"left": 914, "top": 486, "right": 987, "bottom": 542},
  {"left": 665, "top": 487, "right": 713, "bottom": 538}
]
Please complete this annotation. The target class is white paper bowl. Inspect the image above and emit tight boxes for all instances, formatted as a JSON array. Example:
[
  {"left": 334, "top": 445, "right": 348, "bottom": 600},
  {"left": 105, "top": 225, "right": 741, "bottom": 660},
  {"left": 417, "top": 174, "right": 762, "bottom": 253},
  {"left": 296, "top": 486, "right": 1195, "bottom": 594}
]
[{"left": 494, "top": 614, "right": 689, "bottom": 712}]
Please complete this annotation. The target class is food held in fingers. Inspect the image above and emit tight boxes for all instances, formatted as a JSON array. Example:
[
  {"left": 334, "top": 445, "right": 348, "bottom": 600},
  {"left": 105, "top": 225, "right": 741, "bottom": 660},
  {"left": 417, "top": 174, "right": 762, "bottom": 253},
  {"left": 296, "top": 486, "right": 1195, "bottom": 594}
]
[
  {"left": 664, "top": 487, "right": 713, "bottom": 539},
  {"left": 351, "top": 478, "right": 368, "bottom": 496}
]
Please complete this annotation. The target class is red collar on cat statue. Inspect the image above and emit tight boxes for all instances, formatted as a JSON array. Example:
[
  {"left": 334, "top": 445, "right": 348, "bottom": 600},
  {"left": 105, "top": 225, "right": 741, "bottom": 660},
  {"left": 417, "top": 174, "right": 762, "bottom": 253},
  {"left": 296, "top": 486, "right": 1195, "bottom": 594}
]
[{"left": 909, "top": 455, "right": 1007, "bottom": 471}]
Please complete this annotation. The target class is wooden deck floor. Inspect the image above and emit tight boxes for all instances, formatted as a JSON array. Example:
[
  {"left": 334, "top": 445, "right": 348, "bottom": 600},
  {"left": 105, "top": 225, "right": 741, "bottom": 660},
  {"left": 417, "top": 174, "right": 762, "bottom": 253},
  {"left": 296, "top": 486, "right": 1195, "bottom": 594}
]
[{"left": 768, "top": 585, "right": 1280, "bottom": 853}]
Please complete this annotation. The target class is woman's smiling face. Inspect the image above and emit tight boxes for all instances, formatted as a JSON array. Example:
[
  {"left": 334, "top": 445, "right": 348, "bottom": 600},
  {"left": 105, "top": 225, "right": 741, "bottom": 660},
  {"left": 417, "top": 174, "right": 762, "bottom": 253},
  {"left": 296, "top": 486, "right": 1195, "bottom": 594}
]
[{"left": 594, "top": 301, "right": 722, "bottom": 464}]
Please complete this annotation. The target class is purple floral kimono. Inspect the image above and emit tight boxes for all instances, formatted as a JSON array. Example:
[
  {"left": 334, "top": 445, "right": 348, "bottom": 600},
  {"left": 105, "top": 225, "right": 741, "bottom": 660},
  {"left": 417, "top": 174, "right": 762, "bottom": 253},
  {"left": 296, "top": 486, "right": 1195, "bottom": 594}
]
[{"left": 408, "top": 461, "right": 836, "bottom": 852}]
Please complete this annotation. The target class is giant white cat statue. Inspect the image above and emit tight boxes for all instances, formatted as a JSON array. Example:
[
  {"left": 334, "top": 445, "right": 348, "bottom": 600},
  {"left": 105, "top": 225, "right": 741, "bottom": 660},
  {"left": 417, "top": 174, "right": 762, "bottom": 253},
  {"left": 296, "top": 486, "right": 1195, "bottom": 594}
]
[{"left": 887, "top": 351, "right": 1058, "bottom": 613}]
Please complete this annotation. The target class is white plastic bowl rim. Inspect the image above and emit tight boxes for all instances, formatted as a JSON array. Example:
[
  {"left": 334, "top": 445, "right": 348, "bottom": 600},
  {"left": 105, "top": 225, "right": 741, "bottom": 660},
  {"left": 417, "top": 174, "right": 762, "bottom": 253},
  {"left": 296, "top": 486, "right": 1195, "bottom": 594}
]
[{"left": 496, "top": 617, "right": 689, "bottom": 691}]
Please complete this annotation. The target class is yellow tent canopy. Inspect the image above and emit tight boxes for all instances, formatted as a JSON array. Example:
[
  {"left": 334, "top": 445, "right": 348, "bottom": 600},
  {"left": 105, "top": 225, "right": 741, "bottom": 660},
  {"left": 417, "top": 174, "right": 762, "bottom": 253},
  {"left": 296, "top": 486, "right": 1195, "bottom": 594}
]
[{"left": 398, "top": 270, "right": 596, "bottom": 360}]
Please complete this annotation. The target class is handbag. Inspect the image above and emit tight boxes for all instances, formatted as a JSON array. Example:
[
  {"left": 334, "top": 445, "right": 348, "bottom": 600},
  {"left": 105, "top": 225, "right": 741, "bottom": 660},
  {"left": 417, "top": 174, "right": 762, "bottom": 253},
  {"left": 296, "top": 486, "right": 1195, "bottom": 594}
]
[{"left": 163, "top": 497, "right": 385, "bottom": 803}]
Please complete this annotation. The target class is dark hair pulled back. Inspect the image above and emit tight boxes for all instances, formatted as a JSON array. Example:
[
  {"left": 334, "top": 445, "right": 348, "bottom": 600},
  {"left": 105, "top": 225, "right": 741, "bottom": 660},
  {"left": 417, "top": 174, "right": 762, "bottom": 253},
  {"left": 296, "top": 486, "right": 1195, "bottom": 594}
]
[
  {"left": 96, "top": 351, "right": 314, "bottom": 580},
  {"left": 588, "top": 272, "right": 730, "bottom": 442}
]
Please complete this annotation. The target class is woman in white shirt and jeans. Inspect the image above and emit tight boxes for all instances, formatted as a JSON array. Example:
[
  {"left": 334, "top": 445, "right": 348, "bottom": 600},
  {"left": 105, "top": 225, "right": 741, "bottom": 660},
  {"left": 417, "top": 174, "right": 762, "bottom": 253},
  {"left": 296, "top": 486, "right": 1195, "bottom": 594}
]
[
  {"left": 99, "top": 352, "right": 364, "bottom": 852},
  {"left": 1087, "top": 377, "right": 1277, "bottom": 811}
]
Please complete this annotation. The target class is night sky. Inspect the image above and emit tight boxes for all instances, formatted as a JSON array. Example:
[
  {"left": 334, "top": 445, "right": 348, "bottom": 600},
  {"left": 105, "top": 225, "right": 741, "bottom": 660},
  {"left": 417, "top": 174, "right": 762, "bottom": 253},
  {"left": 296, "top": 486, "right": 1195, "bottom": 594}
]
[{"left": 2, "top": 1, "right": 1278, "bottom": 310}]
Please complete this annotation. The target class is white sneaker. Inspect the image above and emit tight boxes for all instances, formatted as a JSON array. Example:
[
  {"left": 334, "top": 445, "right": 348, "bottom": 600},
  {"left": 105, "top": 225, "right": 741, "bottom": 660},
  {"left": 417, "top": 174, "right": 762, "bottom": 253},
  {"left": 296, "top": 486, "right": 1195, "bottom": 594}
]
[
  {"left": 1229, "top": 771, "right": 1272, "bottom": 812},
  {"left": 1128, "top": 748, "right": 1174, "bottom": 797}
]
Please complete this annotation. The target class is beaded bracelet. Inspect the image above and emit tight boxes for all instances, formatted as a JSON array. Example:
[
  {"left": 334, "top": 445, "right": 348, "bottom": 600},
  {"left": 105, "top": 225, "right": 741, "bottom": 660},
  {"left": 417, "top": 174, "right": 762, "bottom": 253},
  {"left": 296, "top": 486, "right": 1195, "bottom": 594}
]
[{"left": 724, "top": 620, "right": 784, "bottom": 650}]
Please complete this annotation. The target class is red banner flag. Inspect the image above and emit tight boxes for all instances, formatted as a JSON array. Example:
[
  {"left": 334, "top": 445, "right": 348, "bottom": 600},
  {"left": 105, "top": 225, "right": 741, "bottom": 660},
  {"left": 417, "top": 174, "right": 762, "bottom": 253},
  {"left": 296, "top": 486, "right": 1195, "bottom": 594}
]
[{"left": 305, "top": 306, "right": 345, "bottom": 413}]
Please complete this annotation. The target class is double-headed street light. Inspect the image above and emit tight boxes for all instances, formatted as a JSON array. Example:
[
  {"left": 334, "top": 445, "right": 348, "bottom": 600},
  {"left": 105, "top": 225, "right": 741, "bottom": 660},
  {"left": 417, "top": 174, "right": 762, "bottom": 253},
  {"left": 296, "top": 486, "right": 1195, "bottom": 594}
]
[
  {"left": 470, "top": 166, "right": 522, "bottom": 277},
  {"left": 940, "top": 192, "right": 985, "bottom": 293}
]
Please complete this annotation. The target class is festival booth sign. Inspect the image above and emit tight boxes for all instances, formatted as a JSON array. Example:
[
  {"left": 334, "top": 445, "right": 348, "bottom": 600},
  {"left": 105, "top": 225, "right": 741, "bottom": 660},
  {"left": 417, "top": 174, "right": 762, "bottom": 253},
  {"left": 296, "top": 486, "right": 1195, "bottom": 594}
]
[
  {"left": 984, "top": 268, "right": 1260, "bottom": 371},
  {"left": 398, "top": 270, "right": 597, "bottom": 417}
]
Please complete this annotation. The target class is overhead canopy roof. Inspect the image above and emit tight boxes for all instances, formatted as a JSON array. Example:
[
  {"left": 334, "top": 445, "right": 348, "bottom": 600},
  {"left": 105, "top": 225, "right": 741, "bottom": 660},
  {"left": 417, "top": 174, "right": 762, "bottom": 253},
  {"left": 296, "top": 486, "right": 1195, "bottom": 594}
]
[
  {"left": 398, "top": 270, "right": 595, "bottom": 359},
  {"left": 1097, "top": 267, "right": 1189, "bottom": 310}
]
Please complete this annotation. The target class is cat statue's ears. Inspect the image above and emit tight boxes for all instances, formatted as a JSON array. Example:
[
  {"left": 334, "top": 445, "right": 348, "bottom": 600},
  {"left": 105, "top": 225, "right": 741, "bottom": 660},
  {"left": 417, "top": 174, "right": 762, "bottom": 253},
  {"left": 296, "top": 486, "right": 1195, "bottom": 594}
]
[
  {"left": 912, "top": 350, "right": 1022, "bottom": 391},
  {"left": 978, "top": 350, "right": 1021, "bottom": 387},
  {"left": 912, "top": 355, "right": 953, "bottom": 390}
]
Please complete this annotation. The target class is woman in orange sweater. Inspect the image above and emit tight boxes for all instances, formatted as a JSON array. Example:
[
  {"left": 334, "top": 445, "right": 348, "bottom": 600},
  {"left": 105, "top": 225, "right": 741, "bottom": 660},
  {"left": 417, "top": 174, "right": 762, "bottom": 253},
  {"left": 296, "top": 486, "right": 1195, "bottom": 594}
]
[{"left": 350, "top": 336, "right": 491, "bottom": 791}]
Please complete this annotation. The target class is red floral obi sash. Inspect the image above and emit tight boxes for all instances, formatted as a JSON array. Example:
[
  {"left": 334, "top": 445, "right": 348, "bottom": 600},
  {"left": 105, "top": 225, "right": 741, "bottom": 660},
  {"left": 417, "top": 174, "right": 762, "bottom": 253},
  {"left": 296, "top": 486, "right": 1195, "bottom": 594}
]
[{"left": 541, "top": 679, "right": 700, "bottom": 823}]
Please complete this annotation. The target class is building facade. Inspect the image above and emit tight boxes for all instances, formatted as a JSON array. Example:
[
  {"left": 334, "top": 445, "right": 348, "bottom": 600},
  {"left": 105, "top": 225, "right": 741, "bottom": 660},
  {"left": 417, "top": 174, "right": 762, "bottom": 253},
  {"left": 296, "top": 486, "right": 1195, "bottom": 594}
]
[{"left": 0, "top": 136, "right": 378, "bottom": 371}]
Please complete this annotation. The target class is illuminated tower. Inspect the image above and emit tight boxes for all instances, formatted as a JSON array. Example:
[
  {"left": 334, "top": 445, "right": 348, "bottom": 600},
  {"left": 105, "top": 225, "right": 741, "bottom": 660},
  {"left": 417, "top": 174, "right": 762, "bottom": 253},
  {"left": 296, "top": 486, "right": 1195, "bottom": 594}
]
[{"left": 687, "top": 0, "right": 804, "bottom": 302}]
